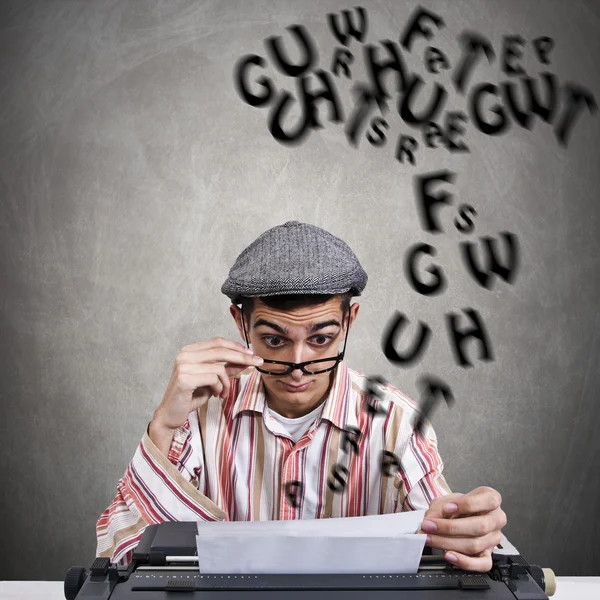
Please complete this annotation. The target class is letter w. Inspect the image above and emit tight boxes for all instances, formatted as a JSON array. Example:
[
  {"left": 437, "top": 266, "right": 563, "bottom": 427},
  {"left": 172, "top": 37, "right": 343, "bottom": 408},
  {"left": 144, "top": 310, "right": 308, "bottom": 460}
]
[
  {"left": 327, "top": 7, "right": 368, "bottom": 46},
  {"left": 459, "top": 232, "right": 520, "bottom": 289}
]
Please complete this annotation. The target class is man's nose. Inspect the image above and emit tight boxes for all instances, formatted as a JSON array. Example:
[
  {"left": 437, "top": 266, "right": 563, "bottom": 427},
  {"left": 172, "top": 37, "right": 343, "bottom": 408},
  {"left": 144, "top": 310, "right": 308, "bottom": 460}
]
[
  {"left": 289, "top": 343, "right": 308, "bottom": 379},
  {"left": 289, "top": 368, "right": 305, "bottom": 381},
  {"left": 289, "top": 342, "right": 307, "bottom": 365}
]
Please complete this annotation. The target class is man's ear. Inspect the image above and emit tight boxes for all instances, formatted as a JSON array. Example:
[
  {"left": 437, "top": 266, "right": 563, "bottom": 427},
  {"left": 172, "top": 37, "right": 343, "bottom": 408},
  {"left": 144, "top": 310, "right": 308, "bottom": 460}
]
[
  {"left": 229, "top": 304, "right": 246, "bottom": 342},
  {"left": 348, "top": 302, "right": 360, "bottom": 331}
]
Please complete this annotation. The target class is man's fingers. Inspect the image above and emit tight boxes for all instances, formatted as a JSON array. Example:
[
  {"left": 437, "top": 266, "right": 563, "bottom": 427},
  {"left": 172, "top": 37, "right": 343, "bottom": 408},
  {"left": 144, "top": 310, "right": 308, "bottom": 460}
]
[
  {"left": 425, "top": 530, "right": 502, "bottom": 558},
  {"left": 442, "top": 486, "right": 502, "bottom": 517},
  {"left": 419, "top": 487, "right": 505, "bottom": 572},
  {"left": 419, "top": 493, "right": 464, "bottom": 525},
  {"left": 173, "top": 338, "right": 265, "bottom": 403},
  {"left": 426, "top": 493, "right": 465, "bottom": 515},
  {"left": 176, "top": 347, "right": 263, "bottom": 369},
  {"left": 443, "top": 548, "right": 493, "bottom": 573},
  {"left": 417, "top": 508, "right": 447, "bottom": 535},
  {"left": 209, "top": 381, "right": 224, "bottom": 399},
  {"left": 178, "top": 363, "right": 232, "bottom": 400},
  {"left": 181, "top": 337, "right": 253, "bottom": 354},
  {"left": 181, "top": 373, "right": 223, "bottom": 404},
  {"left": 418, "top": 504, "right": 452, "bottom": 534},
  {"left": 223, "top": 362, "right": 256, "bottom": 379},
  {"left": 422, "top": 507, "right": 506, "bottom": 538}
]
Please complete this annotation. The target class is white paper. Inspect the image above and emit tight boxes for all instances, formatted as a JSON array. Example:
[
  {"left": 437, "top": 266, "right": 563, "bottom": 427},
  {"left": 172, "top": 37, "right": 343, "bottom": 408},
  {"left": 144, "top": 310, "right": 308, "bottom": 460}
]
[
  {"left": 196, "top": 509, "right": 425, "bottom": 538},
  {"left": 195, "top": 511, "right": 427, "bottom": 574}
]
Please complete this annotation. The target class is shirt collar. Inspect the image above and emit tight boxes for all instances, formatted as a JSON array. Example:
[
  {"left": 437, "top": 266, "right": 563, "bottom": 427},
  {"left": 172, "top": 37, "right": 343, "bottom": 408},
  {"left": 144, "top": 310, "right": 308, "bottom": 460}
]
[{"left": 232, "top": 361, "right": 351, "bottom": 431}]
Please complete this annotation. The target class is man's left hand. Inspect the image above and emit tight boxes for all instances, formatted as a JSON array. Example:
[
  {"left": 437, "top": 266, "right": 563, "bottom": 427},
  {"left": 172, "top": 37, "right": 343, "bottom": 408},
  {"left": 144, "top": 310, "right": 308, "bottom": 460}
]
[{"left": 417, "top": 486, "right": 507, "bottom": 572}]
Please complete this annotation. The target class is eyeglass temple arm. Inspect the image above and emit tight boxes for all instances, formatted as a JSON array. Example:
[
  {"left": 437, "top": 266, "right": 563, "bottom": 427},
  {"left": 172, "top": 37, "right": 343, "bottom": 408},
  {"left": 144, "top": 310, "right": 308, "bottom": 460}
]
[{"left": 240, "top": 305, "right": 251, "bottom": 347}]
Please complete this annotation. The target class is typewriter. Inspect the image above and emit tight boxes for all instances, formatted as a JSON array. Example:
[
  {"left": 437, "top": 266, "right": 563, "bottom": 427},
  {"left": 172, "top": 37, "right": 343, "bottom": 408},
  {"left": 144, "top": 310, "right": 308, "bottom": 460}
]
[{"left": 65, "top": 522, "right": 556, "bottom": 599}]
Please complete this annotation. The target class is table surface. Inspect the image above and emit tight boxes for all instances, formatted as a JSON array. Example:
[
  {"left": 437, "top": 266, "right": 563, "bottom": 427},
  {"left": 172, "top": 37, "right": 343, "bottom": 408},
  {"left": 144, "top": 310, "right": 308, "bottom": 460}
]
[{"left": 0, "top": 578, "right": 599, "bottom": 599}]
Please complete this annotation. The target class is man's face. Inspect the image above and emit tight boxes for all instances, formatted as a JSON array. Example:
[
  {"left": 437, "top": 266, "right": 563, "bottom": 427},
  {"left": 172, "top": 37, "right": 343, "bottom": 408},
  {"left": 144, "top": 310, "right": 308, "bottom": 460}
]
[{"left": 231, "top": 297, "right": 359, "bottom": 417}]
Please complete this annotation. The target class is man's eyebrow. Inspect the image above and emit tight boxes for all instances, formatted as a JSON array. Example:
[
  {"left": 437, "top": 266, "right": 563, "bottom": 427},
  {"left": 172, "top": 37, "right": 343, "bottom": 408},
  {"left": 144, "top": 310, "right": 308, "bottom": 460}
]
[
  {"left": 308, "top": 320, "right": 341, "bottom": 333},
  {"left": 253, "top": 319, "right": 289, "bottom": 335},
  {"left": 253, "top": 318, "right": 341, "bottom": 335}
]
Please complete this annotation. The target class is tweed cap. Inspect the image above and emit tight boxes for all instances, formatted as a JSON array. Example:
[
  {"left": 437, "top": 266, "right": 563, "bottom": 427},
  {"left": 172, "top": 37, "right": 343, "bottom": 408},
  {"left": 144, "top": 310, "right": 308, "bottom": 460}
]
[{"left": 221, "top": 221, "right": 368, "bottom": 303}]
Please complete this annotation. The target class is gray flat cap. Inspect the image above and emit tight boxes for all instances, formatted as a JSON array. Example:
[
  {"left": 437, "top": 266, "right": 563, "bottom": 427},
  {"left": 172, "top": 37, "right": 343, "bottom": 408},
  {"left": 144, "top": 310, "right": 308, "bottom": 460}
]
[{"left": 221, "top": 221, "right": 368, "bottom": 303}]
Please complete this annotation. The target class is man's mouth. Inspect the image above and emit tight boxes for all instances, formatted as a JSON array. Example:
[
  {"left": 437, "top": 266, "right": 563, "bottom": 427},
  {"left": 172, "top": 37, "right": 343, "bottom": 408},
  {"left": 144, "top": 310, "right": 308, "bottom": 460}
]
[{"left": 281, "top": 381, "right": 312, "bottom": 392}]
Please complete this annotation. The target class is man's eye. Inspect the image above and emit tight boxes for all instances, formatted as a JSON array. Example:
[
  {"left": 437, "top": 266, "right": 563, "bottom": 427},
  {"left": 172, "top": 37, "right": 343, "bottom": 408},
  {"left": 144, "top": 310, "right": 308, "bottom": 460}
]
[{"left": 262, "top": 335, "right": 332, "bottom": 347}]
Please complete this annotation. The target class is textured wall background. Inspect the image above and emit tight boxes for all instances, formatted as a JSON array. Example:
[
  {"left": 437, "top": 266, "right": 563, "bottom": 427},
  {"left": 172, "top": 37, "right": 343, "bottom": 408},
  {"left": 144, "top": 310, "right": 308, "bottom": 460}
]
[{"left": 1, "top": 0, "right": 598, "bottom": 581}]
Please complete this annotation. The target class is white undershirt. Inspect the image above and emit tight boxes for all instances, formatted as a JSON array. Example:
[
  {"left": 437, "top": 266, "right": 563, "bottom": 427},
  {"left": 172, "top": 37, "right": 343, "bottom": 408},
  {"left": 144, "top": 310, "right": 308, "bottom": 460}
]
[{"left": 266, "top": 401, "right": 325, "bottom": 442}]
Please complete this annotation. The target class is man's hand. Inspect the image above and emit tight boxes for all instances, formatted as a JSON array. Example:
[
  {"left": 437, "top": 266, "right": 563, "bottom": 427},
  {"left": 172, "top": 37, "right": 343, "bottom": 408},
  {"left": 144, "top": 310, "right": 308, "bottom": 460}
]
[
  {"left": 417, "top": 486, "right": 507, "bottom": 572},
  {"left": 153, "top": 338, "right": 264, "bottom": 431}
]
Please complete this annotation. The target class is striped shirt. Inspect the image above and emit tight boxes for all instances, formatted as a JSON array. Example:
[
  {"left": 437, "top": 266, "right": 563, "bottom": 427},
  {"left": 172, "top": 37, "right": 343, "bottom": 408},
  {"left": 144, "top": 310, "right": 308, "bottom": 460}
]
[{"left": 96, "top": 361, "right": 452, "bottom": 565}]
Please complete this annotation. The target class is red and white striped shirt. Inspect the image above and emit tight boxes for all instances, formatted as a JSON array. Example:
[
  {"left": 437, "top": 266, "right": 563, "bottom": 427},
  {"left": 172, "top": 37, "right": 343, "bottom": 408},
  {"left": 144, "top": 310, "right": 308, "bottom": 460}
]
[{"left": 96, "top": 361, "right": 452, "bottom": 565}]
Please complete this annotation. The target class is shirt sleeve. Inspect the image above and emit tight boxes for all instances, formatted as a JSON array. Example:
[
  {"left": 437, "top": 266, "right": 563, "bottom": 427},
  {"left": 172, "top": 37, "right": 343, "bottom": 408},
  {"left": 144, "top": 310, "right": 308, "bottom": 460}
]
[
  {"left": 95, "top": 412, "right": 227, "bottom": 565},
  {"left": 398, "top": 417, "right": 453, "bottom": 512}
]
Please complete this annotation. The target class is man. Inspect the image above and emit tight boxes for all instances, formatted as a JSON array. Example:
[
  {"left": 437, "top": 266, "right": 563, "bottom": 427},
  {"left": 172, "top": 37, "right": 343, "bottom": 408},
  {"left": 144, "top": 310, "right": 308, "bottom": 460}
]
[{"left": 96, "top": 221, "right": 506, "bottom": 572}]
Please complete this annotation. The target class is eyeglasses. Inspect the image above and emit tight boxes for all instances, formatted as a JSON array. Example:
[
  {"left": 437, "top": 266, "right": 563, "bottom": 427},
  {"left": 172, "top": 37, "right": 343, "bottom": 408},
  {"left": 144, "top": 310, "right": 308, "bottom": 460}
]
[{"left": 240, "top": 305, "right": 350, "bottom": 376}]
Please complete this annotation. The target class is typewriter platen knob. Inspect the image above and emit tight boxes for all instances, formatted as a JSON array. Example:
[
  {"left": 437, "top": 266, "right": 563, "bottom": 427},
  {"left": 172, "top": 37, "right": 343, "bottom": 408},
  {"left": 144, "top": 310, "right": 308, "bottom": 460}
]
[
  {"left": 64, "top": 566, "right": 88, "bottom": 600},
  {"left": 542, "top": 568, "right": 557, "bottom": 596},
  {"left": 528, "top": 564, "right": 557, "bottom": 597}
]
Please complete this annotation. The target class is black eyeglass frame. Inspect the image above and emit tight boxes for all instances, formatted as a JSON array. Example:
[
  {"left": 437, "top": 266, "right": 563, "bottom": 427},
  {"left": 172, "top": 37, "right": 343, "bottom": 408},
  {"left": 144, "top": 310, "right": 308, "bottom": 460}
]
[{"left": 240, "top": 304, "right": 351, "bottom": 376}]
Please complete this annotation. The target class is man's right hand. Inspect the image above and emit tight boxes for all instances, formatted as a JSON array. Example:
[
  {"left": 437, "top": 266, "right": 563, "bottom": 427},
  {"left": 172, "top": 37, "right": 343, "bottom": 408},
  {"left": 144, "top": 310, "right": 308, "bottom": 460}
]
[{"left": 152, "top": 337, "right": 264, "bottom": 432}]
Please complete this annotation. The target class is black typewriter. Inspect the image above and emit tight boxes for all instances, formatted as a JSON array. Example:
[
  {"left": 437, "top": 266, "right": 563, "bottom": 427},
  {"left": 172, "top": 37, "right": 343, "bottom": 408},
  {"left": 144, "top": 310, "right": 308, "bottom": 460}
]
[{"left": 65, "top": 522, "right": 556, "bottom": 599}]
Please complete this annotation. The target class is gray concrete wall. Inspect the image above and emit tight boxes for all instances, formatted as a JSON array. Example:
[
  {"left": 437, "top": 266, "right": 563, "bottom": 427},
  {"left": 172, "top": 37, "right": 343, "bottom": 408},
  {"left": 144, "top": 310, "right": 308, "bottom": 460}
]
[{"left": 0, "top": 0, "right": 598, "bottom": 580}]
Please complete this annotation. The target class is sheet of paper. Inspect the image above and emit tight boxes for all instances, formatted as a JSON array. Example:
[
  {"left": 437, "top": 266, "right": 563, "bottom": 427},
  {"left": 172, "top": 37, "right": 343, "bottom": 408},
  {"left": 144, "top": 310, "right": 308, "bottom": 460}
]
[
  {"left": 196, "top": 509, "right": 425, "bottom": 538},
  {"left": 195, "top": 511, "right": 427, "bottom": 574}
]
